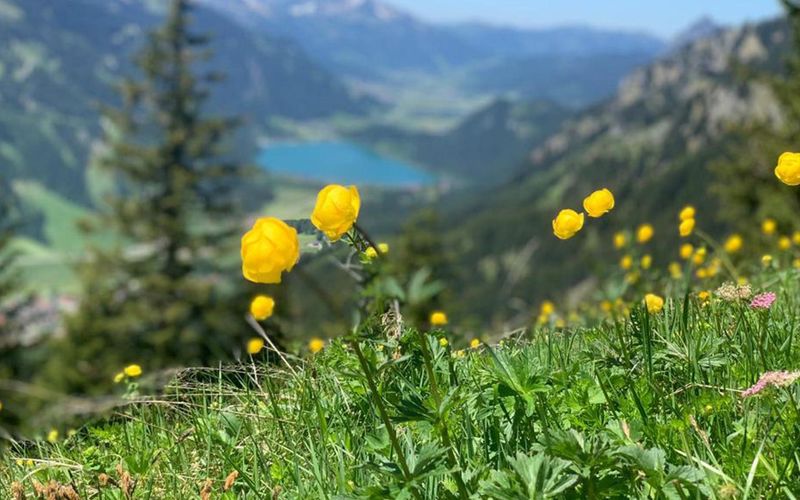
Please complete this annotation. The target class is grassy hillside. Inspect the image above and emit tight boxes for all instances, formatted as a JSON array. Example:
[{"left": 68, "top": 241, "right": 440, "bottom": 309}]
[{"left": 3, "top": 255, "right": 799, "bottom": 497}]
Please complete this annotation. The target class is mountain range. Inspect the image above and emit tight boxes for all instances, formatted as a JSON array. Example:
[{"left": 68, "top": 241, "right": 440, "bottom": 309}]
[{"left": 196, "top": 0, "right": 668, "bottom": 107}]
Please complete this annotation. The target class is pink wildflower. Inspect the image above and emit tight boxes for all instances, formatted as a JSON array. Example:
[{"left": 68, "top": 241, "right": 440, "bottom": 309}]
[
  {"left": 741, "top": 370, "right": 800, "bottom": 398},
  {"left": 750, "top": 292, "right": 777, "bottom": 310}
]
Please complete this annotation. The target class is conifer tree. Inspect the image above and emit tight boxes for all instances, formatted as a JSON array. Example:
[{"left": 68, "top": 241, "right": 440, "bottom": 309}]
[
  {"left": 712, "top": 0, "right": 800, "bottom": 236},
  {"left": 47, "top": 0, "right": 257, "bottom": 393}
]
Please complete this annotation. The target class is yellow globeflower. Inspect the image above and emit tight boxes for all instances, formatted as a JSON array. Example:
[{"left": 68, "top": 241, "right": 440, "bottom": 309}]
[
  {"left": 668, "top": 262, "right": 682, "bottom": 279},
  {"left": 762, "top": 254, "right": 773, "bottom": 266},
  {"left": 113, "top": 372, "right": 124, "bottom": 384},
  {"left": 696, "top": 268, "right": 708, "bottom": 279},
  {"left": 470, "top": 338, "right": 481, "bottom": 349},
  {"left": 641, "top": 254, "right": 652, "bottom": 270},
  {"left": 552, "top": 209, "right": 584, "bottom": 240},
  {"left": 582, "top": 188, "right": 615, "bottom": 218},
  {"left": 378, "top": 243, "right": 390, "bottom": 254},
  {"left": 679, "top": 243, "right": 694, "bottom": 260},
  {"left": 439, "top": 338, "right": 448, "bottom": 348},
  {"left": 793, "top": 231, "right": 800, "bottom": 245},
  {"left": 308, "top": 338, "right": 325, "bottom": 354},
  {"left": 693, "top": 247, "right": 707, "bottom": 265},
  {"left": 247, "top": 338, "right": 265, "bottom": 355},
  {"left": 698, "top": 291, "right": 711, "bottom": 303},
  {"left": 47, "top": 429, "right": 59, "bottom": 444},
  {"left": 430, "top": 311, "right": 448, "bottom": 326},
  {"left": 241, "top": 217, "right": 300, "bottom": 284},
  {"left": 779, "top": 236, "right": 791, "bottom": 251},
  {"left": 644, "top": 293, "right": 665, "bottom": 314},
  {"left": 540, "top": 301, "right": 555, "bottom": 316},
  {"left": 775, "top": 152, "right": 800, "bottom": 185},
  {"left": 762, "top": 218, "right": 777, "bottom": 236},
  {"left": 794, "top": 258, "right": 800, "bottom": 269},
  {"left": 724, "top": 234, "right": 743, "bottom": 254},
  {"left": 679, "top": 218, "right": 695, "bottom": 237},
  {"left": 600, "top": 300, "right": 613, "bottom": 313},
  {"left": 310, "top": 184, "right": 361, "bottom": 241},
  {"left": 636, "top": 224, "right": 654, "bottom": 244},
  {"left": 364, "top": 247, "right": 378, "bottom": 260},
  {"left": 679, "top": 205, "right": 696, "bottom": 221},
  {"left": 123, "top": 364, "right": 142, "bottom": 378},
  {"left": 620, "top": 255, "right": 633, "bottom": 270},
  {"left": 613, "top": 232, "right": 627, "bottom": 249},
  {"left": 249, "top": 295, "right": 275, "bottom": 321}
]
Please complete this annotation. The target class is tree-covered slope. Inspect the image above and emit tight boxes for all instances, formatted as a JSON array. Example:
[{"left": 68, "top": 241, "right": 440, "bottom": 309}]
[{"left": 0, "top": 0, "right": 371, "bottom": 205}]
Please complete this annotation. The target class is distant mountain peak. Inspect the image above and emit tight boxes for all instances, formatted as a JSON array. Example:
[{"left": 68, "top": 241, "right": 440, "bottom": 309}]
[{"left": 671, "top": 15, "right": 723, "bottom": 49}]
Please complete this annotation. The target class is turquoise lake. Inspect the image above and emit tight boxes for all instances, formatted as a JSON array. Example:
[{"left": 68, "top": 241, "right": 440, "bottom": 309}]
[{"left": 257, "top": 141, "right": 434, "bottom": 187}]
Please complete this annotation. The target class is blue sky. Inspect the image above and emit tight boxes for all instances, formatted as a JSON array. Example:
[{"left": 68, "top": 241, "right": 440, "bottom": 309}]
[{"left": 387, "top": 0, "right": 782, "bottom": 38}]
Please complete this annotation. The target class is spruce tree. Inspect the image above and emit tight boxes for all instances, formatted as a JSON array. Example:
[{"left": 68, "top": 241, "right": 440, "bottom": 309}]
[
  {"left": 47, "top": 0, "right": 256, "bottom": 393},
  {"left": 711, "top": 1, "right": 800, "bottom": 237}
]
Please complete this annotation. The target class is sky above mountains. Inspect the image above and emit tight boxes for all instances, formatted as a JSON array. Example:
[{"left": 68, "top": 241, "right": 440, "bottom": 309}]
[{"left": 388, "top": 0, "right": 782, "bottom": 37}]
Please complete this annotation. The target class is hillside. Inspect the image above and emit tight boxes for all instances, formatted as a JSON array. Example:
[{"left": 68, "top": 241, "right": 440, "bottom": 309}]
[
  {"left": 0, "top": 0, "right": 370, "bottom": 206},
  {"left": 439, "top": 18, "right": 788, "bottom": 325},
  {"left": 350, "top": 98, "right": 571, "bottom": 183}
]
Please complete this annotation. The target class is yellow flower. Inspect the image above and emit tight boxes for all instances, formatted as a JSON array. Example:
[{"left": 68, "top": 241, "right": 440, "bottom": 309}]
[
  {"left": 454, "top": 349, "right": 465, "bottom": 358},
  {"left": 470, "top": 338, "right": 481, "bottom": 349},
  {"left": 794, "top": 258, "right": 800, "bottom": 269},
  {"left": 679, "top": 243, "right": 694, "bottom": 260},
  {"left": 696, "top": 268, "right": 708, "bottom": 279},
  {"left": 774, "top": 152, "right": 800, "bottom": 185},
  {"left": 554, "top": 318, "right": 566, "bottom": 328},
  {"left": 762, "top": 254, "right": 773, "bottom": 266},
  {"left": 249, "top": 295, "right": 275, "bottom": 321},
  {"left": 247, "top": 338, "right": 265, "bottom": 355},
  {"left": 241, "top": 217, "right": 300, "bottom": 284},
  {"left": 47, "top": 429, "right": 59, "bottom": 444},
  {"left": 113, "top": 372, "right": 124, "bottom": 384},
  {"left": 613, "top": 232, "right": 627, "bottom": 249},
  {"left": 439, "top": 337, "right": 448, "bottom": 347},
  {"left": 123, "top": 364, "right": 142, "bottom": 378},
  {"left": 364, "top": 247, "right": 378, "bottom": 260},
  {"left": 540, "top": 301, "right": 555, "bottom": 316},
  {"left": 552, "top": 209, "right": 584, "bottom": 240},
  {"left": 668, "top": 262, "right": 682, "bottom": 279},
  {"left": 679, "top": 218, "right": 695, "bottom": 237},
  {"left": 779, "top": 236, "right": 791, "bottom": 251},
  {"left": 724, "top": 234, "right": 743, "bottom": 254},
  {"left": 679, "top": 205, "right": 696, "bottom": 221},
  {"left": 636, "top": 224, "right": 654, "bottom": 244},
  {"left": 600, "top": 300, "right": 613, "bottom": 313},
  {"left": 762, "top": 218, "right": 777, "bottom": 236},
  {"left": 644, "top": 293, "right": 664, "bottom": 314},
  {"left": 430, "top": 311, "right": 448, "bottom": 326},
  {"left": 625, "top": 271, "right": 640, "bottom": 284},
  {"left": 641, "top": 254, "right": 652, "bottom": 270},
  {"left": 311, "top": 184, "right": 361, "bottom": 241},
  {"left": 620, "top": 255, "right": 633, "bottom": 270},
  {"left": 378, "top": 243, "right": 389, "bottom": 254},
  {"left": 793, "top": 231, "right": 800, "bottom": 245},
  {"left": 698, "top": 290, "right": 711, "bottom": 303},
  {"left": 693, "top": 247, "right": 707, "bottom": 265},
  {"left": 308, "top": 337, "right": 325, "bottom": 354},
  {"left": 582, "top": 188, "right": 615, "bottom": 218}
]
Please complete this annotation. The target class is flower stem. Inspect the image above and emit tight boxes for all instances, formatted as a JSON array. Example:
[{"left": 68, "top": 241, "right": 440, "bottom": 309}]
[{"left": 349, "top": 338, "right": 421, "bottom": 499}]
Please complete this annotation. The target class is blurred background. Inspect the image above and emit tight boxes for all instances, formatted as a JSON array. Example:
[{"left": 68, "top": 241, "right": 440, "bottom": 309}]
[{"left": 0, "top": 0, "right": 795, "bottom": 434}]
